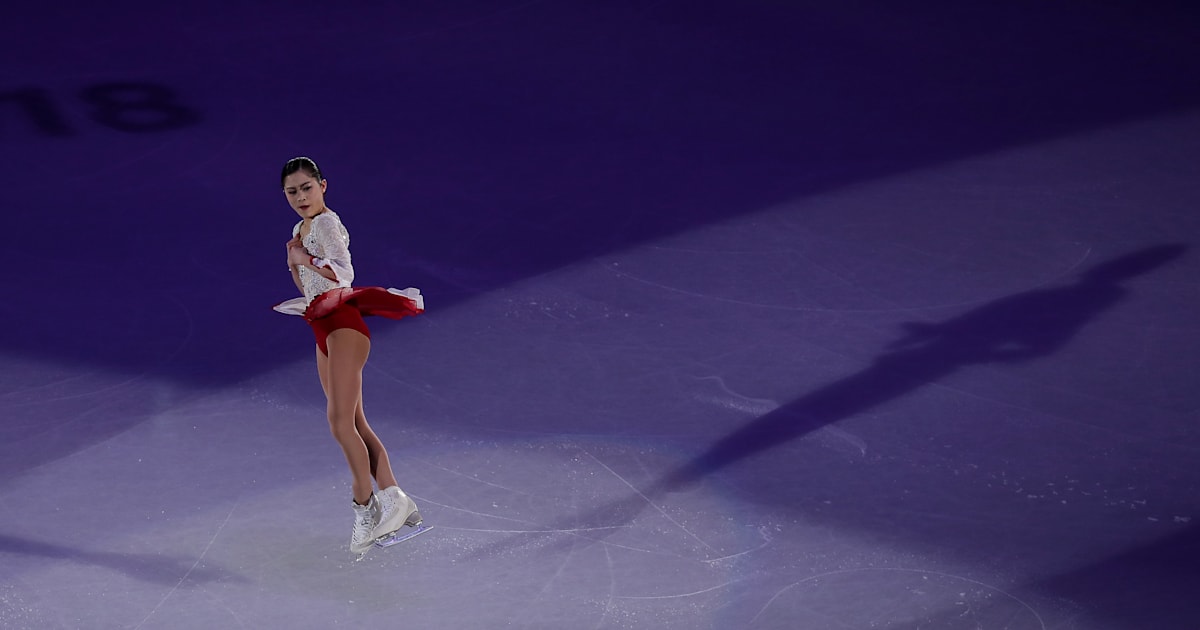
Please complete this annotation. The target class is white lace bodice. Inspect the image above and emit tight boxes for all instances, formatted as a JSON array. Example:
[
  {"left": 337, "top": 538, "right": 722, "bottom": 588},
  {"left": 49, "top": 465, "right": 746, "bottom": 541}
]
[{"left": 294, "top": 210, "right": 354, "bottom": 305}]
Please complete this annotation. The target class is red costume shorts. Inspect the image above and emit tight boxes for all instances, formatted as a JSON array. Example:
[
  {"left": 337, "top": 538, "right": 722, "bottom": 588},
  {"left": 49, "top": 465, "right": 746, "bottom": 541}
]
[
  {"left": 308, "top": 301, "right": 371, "bottom": 355},
  {"left": 291, "top": 286, "right": 423, "bottom": 355}
]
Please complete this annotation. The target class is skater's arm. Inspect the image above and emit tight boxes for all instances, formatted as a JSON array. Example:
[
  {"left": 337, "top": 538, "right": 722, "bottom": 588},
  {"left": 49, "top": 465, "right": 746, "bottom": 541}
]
[
  {"left": 287, "top": 235, "right": 339, "bottom": 284},
  {"left": 309, "top": 213, "right": 354, "bottom": 284},
  {"left": 286, "top": 236, "right": 305, "bottom": 291},
  {"left": 289, "top": 251, "right": 339, "bottom": 282}
]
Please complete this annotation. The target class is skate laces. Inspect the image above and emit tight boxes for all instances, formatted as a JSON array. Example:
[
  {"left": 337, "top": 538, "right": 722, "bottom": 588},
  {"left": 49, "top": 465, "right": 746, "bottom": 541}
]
[{"left": 352, "top": 503, "right": 378, "bottom": 543}]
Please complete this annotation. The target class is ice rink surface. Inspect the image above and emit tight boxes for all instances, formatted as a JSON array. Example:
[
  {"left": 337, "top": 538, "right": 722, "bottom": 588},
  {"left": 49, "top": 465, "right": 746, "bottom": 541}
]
[{"left": 2, "top": 2, "right": 1198, "bottom": 628}]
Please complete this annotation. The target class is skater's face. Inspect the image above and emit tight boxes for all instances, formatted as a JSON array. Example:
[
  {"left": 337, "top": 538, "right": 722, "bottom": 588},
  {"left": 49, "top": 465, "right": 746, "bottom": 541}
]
[{"left": 283, "top": 171, "right": 328, "bottom": 220}]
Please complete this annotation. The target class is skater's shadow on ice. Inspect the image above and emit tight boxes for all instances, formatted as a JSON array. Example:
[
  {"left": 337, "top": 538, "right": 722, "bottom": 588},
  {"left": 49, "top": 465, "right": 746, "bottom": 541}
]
[
  {"left": 665, "top": 242, "right": 1188, "bottom": 488},
  {"left": 0, "top": 533, "right": 244, "bottom": 587},
  {"left": 467, "top": 244, "right": 1187, "bottom": 560}
]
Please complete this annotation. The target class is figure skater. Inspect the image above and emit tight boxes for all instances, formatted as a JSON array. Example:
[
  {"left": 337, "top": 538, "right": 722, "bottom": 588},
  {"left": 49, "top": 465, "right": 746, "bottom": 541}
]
[{"left": 273, "top": 156, "right": 426, "bottom": 556}]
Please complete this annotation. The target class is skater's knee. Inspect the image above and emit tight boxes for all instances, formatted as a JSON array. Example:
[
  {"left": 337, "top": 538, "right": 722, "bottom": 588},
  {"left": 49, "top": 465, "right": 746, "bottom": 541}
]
[{"left": 327, "top": 412, "right": 359, "bottom": 439}]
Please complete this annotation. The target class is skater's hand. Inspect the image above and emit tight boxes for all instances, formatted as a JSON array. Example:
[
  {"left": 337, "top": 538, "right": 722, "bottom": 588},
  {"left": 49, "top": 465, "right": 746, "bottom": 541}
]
[{"left": 286, "top": 237, "right": 309, "bottom": 267}]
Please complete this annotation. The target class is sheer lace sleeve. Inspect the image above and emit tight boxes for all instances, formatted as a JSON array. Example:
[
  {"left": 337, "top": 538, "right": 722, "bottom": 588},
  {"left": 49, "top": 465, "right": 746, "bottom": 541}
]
[{"left": 309, "top": 212, "right": 355, "bottom": 285}]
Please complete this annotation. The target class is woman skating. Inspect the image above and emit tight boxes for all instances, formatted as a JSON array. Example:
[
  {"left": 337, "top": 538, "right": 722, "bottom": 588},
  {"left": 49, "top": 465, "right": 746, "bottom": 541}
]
[{"left": 274, "top": 156, "right": 425, "bottom": 557}]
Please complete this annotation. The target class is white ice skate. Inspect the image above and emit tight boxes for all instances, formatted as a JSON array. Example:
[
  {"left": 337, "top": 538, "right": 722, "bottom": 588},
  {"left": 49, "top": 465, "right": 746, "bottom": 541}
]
[
  {"left": 374, "top": 486, "right": 431, "bottom": 549},
  {"left": 349, "top": 494, "right": 382, "bottom": 560}
]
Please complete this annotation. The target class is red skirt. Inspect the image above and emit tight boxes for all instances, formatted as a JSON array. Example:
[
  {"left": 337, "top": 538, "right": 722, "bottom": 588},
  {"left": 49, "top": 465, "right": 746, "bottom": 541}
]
[
  {"left": 302, "top": 287, "right": 424, "bottom": 322},
  {"left": 275, "top": 287, "right": 424, "bottom": 355},
  {"left": 274, "top": 286, "right": 424, "bottom": 321}
]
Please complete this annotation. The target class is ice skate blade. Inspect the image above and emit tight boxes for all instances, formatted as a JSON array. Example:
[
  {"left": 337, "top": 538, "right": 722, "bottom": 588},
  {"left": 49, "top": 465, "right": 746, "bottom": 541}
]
[{"left": 375, "top": 523, "right": 432, "bottom": 548}]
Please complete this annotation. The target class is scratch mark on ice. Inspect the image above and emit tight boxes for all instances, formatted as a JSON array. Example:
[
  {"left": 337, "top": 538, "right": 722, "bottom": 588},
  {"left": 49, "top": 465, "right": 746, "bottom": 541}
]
[
  {"left": 134, "top": 504, "right": 235, "bottom": 630},
  {"left": 616, "top": 579, "right": 743, "bottom": 600},
  {"left": 582, "top": 450, "right": 718, "bottom": 555}
]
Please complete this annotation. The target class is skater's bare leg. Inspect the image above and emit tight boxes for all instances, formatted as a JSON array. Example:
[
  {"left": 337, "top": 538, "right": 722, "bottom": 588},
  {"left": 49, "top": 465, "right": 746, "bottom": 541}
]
[
  {"left": 355, "top": 401, "right": 399, "bottom": 489},
  {"left": 317, "top": 343, "right": 401, "bottom": 493},
  {"left": 318, "top": 329, "right": 375, "bottom": 505}
]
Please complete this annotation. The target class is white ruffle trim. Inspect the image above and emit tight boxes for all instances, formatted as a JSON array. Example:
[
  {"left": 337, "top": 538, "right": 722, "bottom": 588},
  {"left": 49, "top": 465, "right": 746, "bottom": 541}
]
[
  {"left": 388, "top": 287, "right": 424, "bottom": 311},
  {"left": 273, "top": 296, "right": 307, "bottom": 316},
  {"left": 272, "top": 287, "right": 424, "bottom": 316}
]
